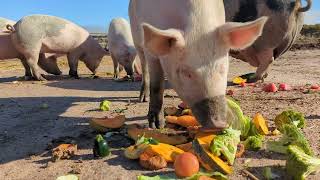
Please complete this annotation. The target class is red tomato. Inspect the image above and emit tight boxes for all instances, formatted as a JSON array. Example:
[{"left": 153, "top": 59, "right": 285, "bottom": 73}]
[{"left": 174, "top": 152, "right": 199, "bottom": 178}]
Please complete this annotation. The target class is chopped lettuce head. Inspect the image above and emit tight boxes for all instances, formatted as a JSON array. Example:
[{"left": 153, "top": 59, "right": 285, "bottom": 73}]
[
  {"left": 266, "top": 124, "right": 313, "bottom": 155},
  {"left": 210, "top": 128, "right": 241, "bottom": 165},
  {"left": 244, "top": 135, "right": 264, "bottom": 151},
  {"left": 286, "top": 145, "right": 320, "bottom": 180},
  {"left": 274, "top": 110, "right": 305, "bottom": 132},
  {"left": 226, "top": 98, "right": 251, "bottom": 138}
]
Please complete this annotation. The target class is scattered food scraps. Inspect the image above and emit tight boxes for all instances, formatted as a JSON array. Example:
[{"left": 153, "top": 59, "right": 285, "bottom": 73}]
[{"left": 52, "top": 144, "right": 77, "bottom": 162}]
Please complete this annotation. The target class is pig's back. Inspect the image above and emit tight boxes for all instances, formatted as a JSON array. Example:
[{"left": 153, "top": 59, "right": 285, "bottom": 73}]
[
  {"left": 108, "top": 18, "right": 134, "bottom": 50},
  {"left": 14, "top": 15, "right": 89, "bottom": 53}
]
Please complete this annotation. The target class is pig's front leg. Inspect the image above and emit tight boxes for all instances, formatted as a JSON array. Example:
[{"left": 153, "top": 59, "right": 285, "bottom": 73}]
[
  {"left": 137, "top": 48, "right": 150, "bottom": 102},
  {"left": 255, "top": 49, "right": 274, "bottom": 82},
  {"left": 67, "top": 53, "right": 80, "bottom": 79},
  {"left": 146, "top": 54, "right": 165, "bottom": 129},
  {"left": 111, "top": 54, "right": 120, "bottom": 79}
]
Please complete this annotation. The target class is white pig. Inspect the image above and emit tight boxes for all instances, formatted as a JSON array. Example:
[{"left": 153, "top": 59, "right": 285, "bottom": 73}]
[
  {"left": 129, "top": 0, "right": 267, "bottom": 128},
  {"left": 108, "top": 18, "right": 139, "bottom": 79},
  {"left": 7, "top": 15, "right": 107, "bottom": 80}
]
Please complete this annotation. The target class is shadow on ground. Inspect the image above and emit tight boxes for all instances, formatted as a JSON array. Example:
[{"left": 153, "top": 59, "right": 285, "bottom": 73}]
[{"left": 0, "top": 96, "right": 144, "bottom": 165}]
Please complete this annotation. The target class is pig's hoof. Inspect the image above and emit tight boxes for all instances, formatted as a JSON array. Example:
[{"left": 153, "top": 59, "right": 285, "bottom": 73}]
[
  {"left": 139, "top": 95, "right": 149, "bottom": 103},
  {"left": 24, "top": 76, "right": 34, "bottom": 81},
  {"left": 36, "top": 75, "right": 47, "bottom": 81},
  {"left": 148, "top": 111, "right": 162, "bottom": 129},
  {"left": 69, "top": 70, "right": 79, "bottom": 79}
]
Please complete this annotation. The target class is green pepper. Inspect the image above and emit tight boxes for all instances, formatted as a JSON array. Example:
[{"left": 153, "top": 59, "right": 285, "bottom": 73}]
[{"left": 93, "top": 134, "right": 110, "bottom": 157}]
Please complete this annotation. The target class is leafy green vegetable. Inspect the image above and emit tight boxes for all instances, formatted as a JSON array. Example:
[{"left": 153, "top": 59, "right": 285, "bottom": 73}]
[
  {"left": 100, "top": 100, "right": 111, "bottom": 111},
  {"left": 136, "top": 135, "right": 159, "bottom": 145},
  {"left": 266, "top": 124, "right": 313, "bottom": 155},
  {"left": 286, "top": 145, "right": 320, "bottom": 180},
  {"left": 93, "top": 134, "right": 110, "bottom": 157},
  {"left": 226, "top": 98, "right": 251, "bottom": 138},
  {"left": 210, "top": 128, "right": 241, "bottom": 165},
  {"left": 274, "top": 110, "right": 305, "bottom": 132},
  {"left": 244, "top": 135, "right": 264, "bottom": 151}
]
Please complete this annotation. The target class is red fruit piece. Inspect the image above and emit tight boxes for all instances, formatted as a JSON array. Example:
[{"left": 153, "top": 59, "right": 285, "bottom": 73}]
[
  {"left": 311, "top": 85, "right": 319, "bottom": 90},
  {"left": 279, "top": 83, "right": 291, "bottom": 91},
  {"left": 227, "top": 90, "right": 234, "bottom": 96},
  {"left": 240, "top": 82, "right": 246, "bottom": 87},
  {"left": 263, "top": 83, "right": 278, "bottom": 92}
]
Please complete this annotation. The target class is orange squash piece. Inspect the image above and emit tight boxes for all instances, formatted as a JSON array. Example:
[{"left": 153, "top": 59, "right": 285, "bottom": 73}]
[
  {"left": 127, "top": 125, "right": 188, "bottom": 145},
  {"left": 192, "top": 134, "right": 233, "bottom": 174},
  {"left": 165, "top": 115, "right": 199, "bottom": 127},
  {"left": 90, "top": 115, "right": 126, "bottom": 132}
]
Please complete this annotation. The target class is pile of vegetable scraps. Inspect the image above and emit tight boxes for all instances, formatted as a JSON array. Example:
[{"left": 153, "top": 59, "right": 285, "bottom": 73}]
[{"left": 123, "top": 98, "right": 319, "bottom": 180}]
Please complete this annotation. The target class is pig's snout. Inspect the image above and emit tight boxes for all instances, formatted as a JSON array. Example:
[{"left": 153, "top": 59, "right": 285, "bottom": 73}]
[{"left": 191, "top": 96, "right": 228, "bottom": 130}]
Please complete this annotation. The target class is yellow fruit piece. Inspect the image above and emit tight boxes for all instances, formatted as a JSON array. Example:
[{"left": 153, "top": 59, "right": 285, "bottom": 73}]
[
  {"left": 144, "top": 143, "right": 185, "bottom": 162},
  {"left": 253, "top": 113, "right": 269, "bottom": 135},
  {"left": 232, "top": 77, "right": 247, "bottom": 85}
]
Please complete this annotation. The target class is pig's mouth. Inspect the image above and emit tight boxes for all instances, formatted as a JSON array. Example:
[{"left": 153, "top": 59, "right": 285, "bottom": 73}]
[{"left": 191, "top": 95, "right": 228, "bottom": 130}]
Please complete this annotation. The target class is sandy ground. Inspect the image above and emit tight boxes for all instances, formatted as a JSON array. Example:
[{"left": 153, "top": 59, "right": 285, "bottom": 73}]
[{"left": 0, "top": 50, "right": 319, "bottom": 180}]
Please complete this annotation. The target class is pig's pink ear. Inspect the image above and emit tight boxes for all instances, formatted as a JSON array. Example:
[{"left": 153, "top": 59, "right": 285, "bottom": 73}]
[
  {"left": 219, "top": 17, "right": 268, "bottom": 50},
  {"left": 142, "top": 23, "right": 185, "bottom": 56}
]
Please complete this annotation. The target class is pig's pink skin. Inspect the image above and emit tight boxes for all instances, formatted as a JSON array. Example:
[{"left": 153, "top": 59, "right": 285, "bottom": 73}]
[
  {"left": 0, "top": 33, "right": 61, "bottom": 77},
  {"left": 9, "top": 15, "right": 107, "bottom": 80}
]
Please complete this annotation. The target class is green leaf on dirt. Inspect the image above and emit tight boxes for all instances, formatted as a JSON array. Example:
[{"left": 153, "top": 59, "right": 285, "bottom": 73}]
[
  {"left": 40, "top": 103, "right": 49, "bottom": 109},
  {"left": 114, "top": 107, "right": 128, "bottom": 113}
]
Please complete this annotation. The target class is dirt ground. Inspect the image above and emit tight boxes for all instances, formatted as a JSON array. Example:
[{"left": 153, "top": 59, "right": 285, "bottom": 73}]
[{"left": 0, "top": 49, "right": 319, "bottom": 180}]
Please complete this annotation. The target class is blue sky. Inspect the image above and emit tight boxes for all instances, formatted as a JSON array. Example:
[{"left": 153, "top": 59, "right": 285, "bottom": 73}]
[{"left": 1, "top": 0, "right": 319, "bottom": 32}]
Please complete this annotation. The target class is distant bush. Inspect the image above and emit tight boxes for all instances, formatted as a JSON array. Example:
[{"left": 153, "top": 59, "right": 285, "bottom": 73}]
[{"left": 301, "top": 24, "right": 320, "bottom": 37}]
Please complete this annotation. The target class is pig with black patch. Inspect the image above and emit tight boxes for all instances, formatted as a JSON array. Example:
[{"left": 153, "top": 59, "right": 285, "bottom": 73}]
[{"left": 225, "top": 0, "right": 312, "bottom": 82}]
